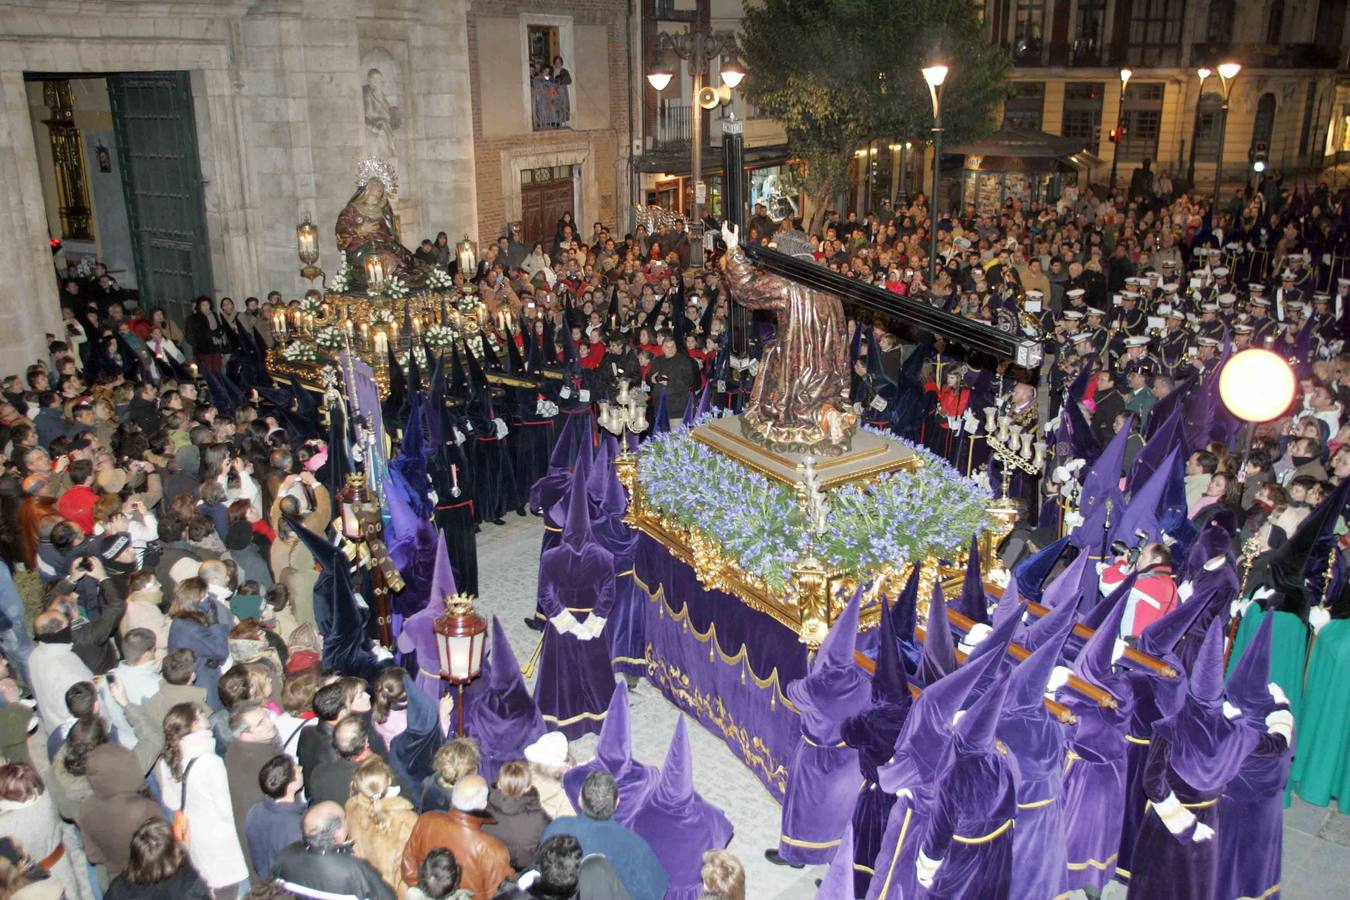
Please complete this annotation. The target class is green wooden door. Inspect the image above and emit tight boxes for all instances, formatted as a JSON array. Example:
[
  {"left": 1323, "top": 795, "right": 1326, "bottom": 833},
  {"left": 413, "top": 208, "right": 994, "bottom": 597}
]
[{"left": 107, "top": 71, "right": 213, "bottom": 323}]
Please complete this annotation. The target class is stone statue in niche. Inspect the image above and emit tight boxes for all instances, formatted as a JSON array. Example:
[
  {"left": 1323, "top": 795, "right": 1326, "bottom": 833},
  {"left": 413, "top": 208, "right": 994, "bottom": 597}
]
[{"left": 362, "top": 65, "right": 400, "bottom": 161}]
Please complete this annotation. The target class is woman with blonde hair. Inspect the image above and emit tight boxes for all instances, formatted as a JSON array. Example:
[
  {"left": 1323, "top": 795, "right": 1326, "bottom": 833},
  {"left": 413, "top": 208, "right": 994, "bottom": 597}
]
[
  {"left": 420, "top": 737, "right": 480, "bottom": 813},
  {"left": 345, "top": 757, "right": 418, "bottom": 897},
  {"left": 699, "top": 849, "right": 745, "bottom": 900},
  {"left": 155, "top": 702, "right": 248, "bottom": 897},
  {"left": 483, "top": 760, "right": 551, "bottom": 869}
]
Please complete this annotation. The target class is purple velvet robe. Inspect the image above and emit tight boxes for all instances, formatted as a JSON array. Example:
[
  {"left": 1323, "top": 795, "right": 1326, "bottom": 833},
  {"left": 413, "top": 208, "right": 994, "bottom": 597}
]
[
  {"left": 1115, "top": 663, "right": 1188, "bottom": 880},
  {"left": 592, "top": 517, "right": 643, "bottom": 675},
  {"left": 1215, "top": 728, "right": 1291, "bottom": 900},
  {"left": 998, "top": 705, "right": 1068, "bottom": 899},
  {"left": 533, "top": 540, "right": 618, "bottom": 740},
  {"left": 627, "top": 719, "right": 733, "bottom": 899},
  {"left": 1059, "top": 687, "right": 1134, "bottom": 890},
  {"left": 914, "top": 740, "right": 1017, "bottom": 899},
  {"left": 463, "top": 622, "right": 546, "bottom": 783},
  {"left": 1124, "top": 727, "right": 1263, "bottom": 899},
  {"left": 561, "top": 687, "right": 658, "bottom": 828},
  {"left": 777, "top": 651, "right": 871, "bottom": 864}
]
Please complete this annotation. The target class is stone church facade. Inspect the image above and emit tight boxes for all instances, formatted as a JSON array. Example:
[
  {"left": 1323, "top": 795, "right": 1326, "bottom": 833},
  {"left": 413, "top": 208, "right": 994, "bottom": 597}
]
[{"left": 0, "top": 0, "right": 632, "bottom": 373}]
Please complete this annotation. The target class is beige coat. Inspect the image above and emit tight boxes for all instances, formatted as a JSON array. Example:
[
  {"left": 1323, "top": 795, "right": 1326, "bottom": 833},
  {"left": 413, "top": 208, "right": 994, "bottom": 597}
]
[
  {"left": 121, "top": 589, "right": 171, "bottom": 661},
  {"left": 346, "top": 794, "right": 418, "bottom": 899},
  {"left": 270, "top": 536, "right": 318, "bottom": 629}
]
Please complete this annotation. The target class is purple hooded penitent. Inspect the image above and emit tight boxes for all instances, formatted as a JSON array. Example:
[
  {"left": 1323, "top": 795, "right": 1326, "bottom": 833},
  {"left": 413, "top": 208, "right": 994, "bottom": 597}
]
[
  {"left": 840, "top": 587, "right": 913, "bottom": 897},
  {"left": 865, "top": 642, "right": 1008, "bottom": 900},
  {"left": 532, "top": 463, "right": 618, "bottom": 740},
  {"left": 1126, "top": 618, "right": 1261, "bottom": 900},
  {"left": 1215, "top": 614, "right": 1291, "bottom": 900},
  {"left": 563, "top": 679, "right": 658, "bottom": 826},
  {"left": 778, "top": 592, "right": 871, "bottom": 865},
  {"left": 1059, "top": 585, "right": 1134, "bottom": 892},
  {"left": 998, "top": 591, "right": 1077, "bottom": 900},
  {"left": 915, "top": 672, "right": 1017, "bottom": 898},
  {"left": 465, "top": 617, "right": 546, "bottom": 782},
  {"left": 396, "top": 530, "right": 460, "bottom": 702},
  {"left": 629, "top": 717, "right": 733, "bottom": 899},
  {"left": 586, "top": 439, "right": 644, "bottom": 677}
]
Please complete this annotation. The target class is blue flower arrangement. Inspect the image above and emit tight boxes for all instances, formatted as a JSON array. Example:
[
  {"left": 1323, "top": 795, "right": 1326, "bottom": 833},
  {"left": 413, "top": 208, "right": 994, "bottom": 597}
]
[{"left": 639, "top": 415, "right": 991, "bottom": 590}]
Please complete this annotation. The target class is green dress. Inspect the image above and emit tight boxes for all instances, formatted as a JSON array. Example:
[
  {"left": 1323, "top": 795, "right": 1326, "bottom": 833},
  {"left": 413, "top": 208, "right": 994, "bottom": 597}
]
[
  {"left": 1227, "top": 606, "right": 1309, "bottom": 723},
  {"left": 1290, "top": 618, "right": 1350, "bottom": 813}
]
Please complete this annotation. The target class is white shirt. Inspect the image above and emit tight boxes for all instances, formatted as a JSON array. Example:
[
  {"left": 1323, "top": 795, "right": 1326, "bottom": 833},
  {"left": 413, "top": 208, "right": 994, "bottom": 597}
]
[{"left": 28, "top": 642, "right": 94, "bottom": 733}]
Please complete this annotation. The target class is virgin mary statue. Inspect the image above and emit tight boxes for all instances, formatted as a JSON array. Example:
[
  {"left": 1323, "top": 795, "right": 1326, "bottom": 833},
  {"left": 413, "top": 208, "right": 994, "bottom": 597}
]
[{"left": 336, "top": 157, "right": 427, "bottom": 288}]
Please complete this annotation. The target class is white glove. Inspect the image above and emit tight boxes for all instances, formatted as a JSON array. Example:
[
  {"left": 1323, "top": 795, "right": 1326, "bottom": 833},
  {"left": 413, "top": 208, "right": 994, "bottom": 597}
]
[
  {"left": 493, "top": 417, "right": 509, "bottom": 439},
  {"left": 1268, "top": 681, "right": 1289, "bottom": 707},
  {"left": 1052, "top": 465, "right": 1071, "bottom": 484},
  {"left": 583, "top": 615, "right": 607, "bottom": 637},
  {"left": 1111, "top": 638, "right": 1128, "bottom": 664},
  {"left": 962, "top": 409, "right": 980, "bottom": 433},
  {"left": 1252, "top": 586, "right": 1276, "bottom": 604},
  {"left": 371, "top": 644, "right": 394, "bottom": 662},
  {"left": 1046, "top": 665, "right": 1073, "bottom": 694},
  {"left": 1222, "top": 701, "right": 1243, "bottom": 720},
  {"left": 958, "top": 622, "right": 994, "bottom": 653},
  {"left": 536, "top": 399, "right": 559, "bottom": 417},
  {"left": 1068, "top": 458, "right": 1087, "bottom": 474},
  {"left": 1309, "top": 606, "right": 1331, "bottom": 634},
  {"left": 1265, "top": 708, "right": 1294, "bottom": 742},
  {"left": 1177, "top": 580, "right": 1194, "bottom": 602},
  {"left": 915, "top": 849, "right": 943, "bottom": 888},
  {"left": 1063, "top": 510, "right": 1084, "bottom": 530},
  {"left": 549, "top": 611, "right": 582, "bottom": 636},
  {"left": 1192, "top": 822, "right": 1215, "bottom": 843},
  {"left": 1230, "top": 596, "right": 1252, "bottom": 619},
  {"left": 452, "top": 428, "right": 466, "bottom": 446},
  {"left": 721, "top": 221, "right": 740, "bottom": 250},
  {"left": 1153, "top": 793, "right": 1197, "bottom": 836}
]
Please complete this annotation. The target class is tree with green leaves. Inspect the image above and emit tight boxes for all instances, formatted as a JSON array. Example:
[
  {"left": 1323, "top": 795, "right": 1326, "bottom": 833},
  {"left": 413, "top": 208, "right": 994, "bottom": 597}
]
[{"left": 740, "top": 0, "right": 1009, "bottom": 233}]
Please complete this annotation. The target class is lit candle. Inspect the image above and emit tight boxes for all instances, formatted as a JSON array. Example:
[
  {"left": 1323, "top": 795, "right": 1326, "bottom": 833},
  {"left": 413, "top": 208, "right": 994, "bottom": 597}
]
[
  {"left": 411, "top": 315, "right": 422, "bottom": 335},
  {"left": 344, "top": 319, "right": 355, "bottom": 340},
  {"left": 360, "top": 322, "right": 370, "bottom": 347},
  {"left": 374, "top": 331, "right": 388, "bottom": 355}
]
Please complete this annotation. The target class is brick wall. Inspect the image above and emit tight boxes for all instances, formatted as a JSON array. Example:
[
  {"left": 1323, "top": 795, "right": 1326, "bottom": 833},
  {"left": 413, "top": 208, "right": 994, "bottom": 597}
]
[{"left": 466, "top": 0, "right": 633, "bottom": 239}]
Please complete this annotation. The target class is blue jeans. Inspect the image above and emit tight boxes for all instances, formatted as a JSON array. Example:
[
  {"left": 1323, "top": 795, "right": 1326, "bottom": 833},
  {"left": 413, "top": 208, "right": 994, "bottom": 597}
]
[{"left": 0, "top": 566, "right": 32, "bottom": 686}]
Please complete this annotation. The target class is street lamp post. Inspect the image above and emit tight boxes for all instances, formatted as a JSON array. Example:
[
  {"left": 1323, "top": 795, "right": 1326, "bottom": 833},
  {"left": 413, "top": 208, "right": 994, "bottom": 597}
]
[
  {"left": 1108, "top": 67, "right": 1132, "bottom": 193},
  {"left": 1186, "top": 67, "right": 1212, "bottom": 187},
  {"left": 647, "top": 29, "right": 743, "bottom": 268},
  {"left": 1212, "top": 62, "right": 1242, "bottom": 211},
  {"left": 922, "top": 63, "right": 947, "bottom": 296}
]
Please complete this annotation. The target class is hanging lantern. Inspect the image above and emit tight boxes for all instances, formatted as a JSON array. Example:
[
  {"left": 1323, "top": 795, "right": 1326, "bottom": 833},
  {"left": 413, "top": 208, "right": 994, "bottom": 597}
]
[
  {"left": 456, "top": 235, "right": 478, "bottom": 277},
  {"left": 433, "top": 594, "right": 489, "bottom": 683},
  {"left": 339, "top": 473, "right": 369, "bottom": 541},
  {"left": 297, "top": 216, "right": 322, "bottom": 281}
]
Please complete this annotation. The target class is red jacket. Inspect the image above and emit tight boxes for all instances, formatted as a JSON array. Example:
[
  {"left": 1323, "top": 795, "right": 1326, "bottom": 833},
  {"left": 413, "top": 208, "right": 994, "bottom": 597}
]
[
  {"left": 57, "top": 484, "right": 98, "bottom": 534},
  {"left": 1124, "top": 564, "right": 1179, "bottom": 637}
]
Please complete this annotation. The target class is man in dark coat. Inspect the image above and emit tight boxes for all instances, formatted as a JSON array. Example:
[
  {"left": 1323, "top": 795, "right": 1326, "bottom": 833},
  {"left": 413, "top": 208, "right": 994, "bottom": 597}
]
[{"left": 272, "top": 802, "right": 396, "bottom": 899}]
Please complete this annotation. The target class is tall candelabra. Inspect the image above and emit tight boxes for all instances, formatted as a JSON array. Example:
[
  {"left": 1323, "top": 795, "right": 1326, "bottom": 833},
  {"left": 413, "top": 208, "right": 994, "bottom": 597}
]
[
  {"left": 982, "top": 406, "right": 1048, "bottom": 501},
  {"left": 599, "top": 380, "right": 649, "bottom": 525}
]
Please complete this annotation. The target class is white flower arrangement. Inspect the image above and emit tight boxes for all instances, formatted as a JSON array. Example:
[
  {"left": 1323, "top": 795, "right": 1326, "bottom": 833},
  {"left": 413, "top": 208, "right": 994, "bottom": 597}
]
[
  {"left": 397, "top": 347, "right": 429, "bottom": 371},
  {"left": 455, "top": 293, "right": 482, "bottom": 314},
  {"left": 330, "top": 262, "right": 352, "bottom": 294},
  {"left": 426, "top": 268, "right": 454, "bottom": 291},
  {"left": 299, "top": 295, "right": 325, "bottom": 317},
  {"left": 281, "top": 341, "right": 321, "bottom": 363},
  {"left": 424, "top": 325, "right": 457, "bottom": 349},
  {"left": 314, "top": 326, "right": 345, "bottom": 351},
  {"left": 370, "top": 307, "right": 396, "bottom": 326},
  {"left": 385, "top": 276, "right": 410, "bottom": 300}
]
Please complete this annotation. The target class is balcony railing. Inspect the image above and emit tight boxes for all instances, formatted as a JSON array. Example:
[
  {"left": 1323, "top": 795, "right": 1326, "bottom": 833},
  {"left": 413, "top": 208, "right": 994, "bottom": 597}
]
[
  {"left": 652, "top": 104, "right": 692, "bottom": 152},
  {"left": 1191, "top": 42, "right": 1338, "bottom": 69},
  {"left": 531, "top": 81, "right": 571, "bottom": 130}
]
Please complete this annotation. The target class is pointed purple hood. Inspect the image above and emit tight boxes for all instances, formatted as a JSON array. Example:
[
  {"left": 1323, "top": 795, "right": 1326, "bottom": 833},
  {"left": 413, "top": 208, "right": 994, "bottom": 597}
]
[
  {"left": 919, "top": 582, "right": 957, "bottom": 685},
  {"left": 430, "top": 529, "right": 458, "bottom": 600},
  {"left": 954, "top": 535, "right": 988, "bottom": 624},
  {"left": 953, "top": 666, "right": 1011, "bottom": 753},
  {"left": 1006, "top": 596, "right": 1077, "bottom": 712},
  {"left": 466, "top": 618, "right": 546, "bottom": 777},
  {"left": 560, "top": 463, "right": 594, "bottom": 550},
  {"left": 562, "top": 680, "right": 659, "bottom": 825},
  {"left": 1224, "top": 612, "right": 1279, "bottom": 722},
  {"left": 633, "top": 717, "right": 733, "bottom": 842},
  {"left": 1072, "top": 584, "right": 1129, "bottom": 692}
]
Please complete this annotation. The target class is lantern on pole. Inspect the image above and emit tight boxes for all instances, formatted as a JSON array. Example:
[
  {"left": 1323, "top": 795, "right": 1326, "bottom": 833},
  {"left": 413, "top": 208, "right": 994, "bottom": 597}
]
[
  {"left": 364, "top": 255, "right": 387, "bottom": 296},
  {"left": 433, "top": 594, "right": 489, "bottom": 735}
]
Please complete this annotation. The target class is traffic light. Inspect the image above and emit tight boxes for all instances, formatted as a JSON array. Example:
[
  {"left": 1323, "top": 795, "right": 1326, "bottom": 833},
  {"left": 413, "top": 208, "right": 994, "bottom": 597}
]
[{"left": 1251, "top": 141, "right": 1268, "bottom": 173}]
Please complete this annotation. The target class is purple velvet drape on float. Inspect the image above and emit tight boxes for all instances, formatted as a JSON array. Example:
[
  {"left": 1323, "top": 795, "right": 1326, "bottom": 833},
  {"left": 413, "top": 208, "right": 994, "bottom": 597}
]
[{"left": 634, "top": 534, "right": 807, "bottom": 799}]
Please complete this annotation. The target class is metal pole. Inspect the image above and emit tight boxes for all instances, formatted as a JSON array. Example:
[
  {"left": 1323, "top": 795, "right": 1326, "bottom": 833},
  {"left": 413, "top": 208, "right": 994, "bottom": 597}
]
[
  {"left": 689, "top": 31, "right": 704, "bottom": 268},
  {"left": 929, "top": 109, "right": 943, "bottom": 293},
  {"left": 1109, "top": 88, "right": 1125, "bottom": 192},
  {"left": 1212, "top": 97, "right": 1229, "bottom": 211}
]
